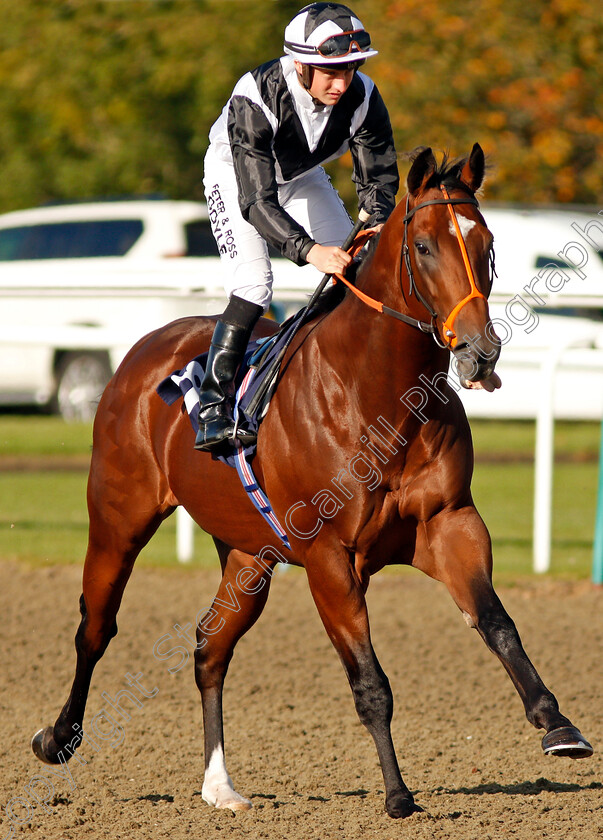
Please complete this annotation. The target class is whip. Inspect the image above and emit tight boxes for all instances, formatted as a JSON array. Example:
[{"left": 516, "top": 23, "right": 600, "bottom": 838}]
[{"left": 246, "top": 209, "right": 371, "bottom": 416}]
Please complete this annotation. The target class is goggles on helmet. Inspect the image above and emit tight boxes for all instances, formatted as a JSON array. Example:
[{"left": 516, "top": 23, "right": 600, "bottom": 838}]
[{"left": 316, "top": 29, "right": 371, "bottom": 58}]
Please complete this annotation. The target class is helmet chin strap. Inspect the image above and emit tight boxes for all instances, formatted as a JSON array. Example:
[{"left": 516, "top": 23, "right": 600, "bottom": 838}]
[
  {"left": 298, "top": 64, "right": 327, "bottom": 109},
  {"left": 300, "top": 64, "right": 314, "bottom": 91}
]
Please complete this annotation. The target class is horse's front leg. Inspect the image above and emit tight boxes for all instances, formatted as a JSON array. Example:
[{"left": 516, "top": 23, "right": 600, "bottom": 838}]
[
  {"left": 418, "top": 505, "right": 593, "bottom": 758},
  {"left": 304, "top": 548, "right": 421, "bottom": 819},
  {"left": 195, "top": 544, "right": 275, "bottom": 812}
]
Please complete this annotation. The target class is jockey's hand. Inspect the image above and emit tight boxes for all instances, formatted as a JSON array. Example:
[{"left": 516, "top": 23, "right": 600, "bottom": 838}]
[{"left": 306, "top": 243, "right": 353, "bottom": 276}]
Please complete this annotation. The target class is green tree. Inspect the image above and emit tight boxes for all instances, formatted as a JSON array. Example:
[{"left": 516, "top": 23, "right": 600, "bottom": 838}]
[
  {"left": 352, "top": 0, "right": 602, "bottom": 204},
  {"left": 0, "top": 0, "right": 298, "bottom": 210},
  {"left": 0, "top": 0, "right": 600, "bottom": 211}
]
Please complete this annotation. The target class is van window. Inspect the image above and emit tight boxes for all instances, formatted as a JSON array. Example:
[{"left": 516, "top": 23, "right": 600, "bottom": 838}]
[
  {"left": 535, "top": 252, "right": 603, "bottom": 270},
  {"left": 0, "top": 220, "right": 143, "bottom": 260},
  {"left": 184, "top": 220, "right": 220, "bottom": 257},
  {"left": 534, "top": 256, "right": 572, "bottom": 271},
  {"left": 184, "top": 219, "right": 281, "bottom": 258}
]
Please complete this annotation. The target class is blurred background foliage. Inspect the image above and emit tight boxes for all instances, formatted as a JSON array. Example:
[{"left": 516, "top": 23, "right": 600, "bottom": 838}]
[{"left": 0, "top": 0, "right": 600, "bottom": 213}]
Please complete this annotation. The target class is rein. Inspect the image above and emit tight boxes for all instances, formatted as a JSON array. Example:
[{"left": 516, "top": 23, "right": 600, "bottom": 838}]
[
  {"left": 332, "top": 231, "right": 436, "bottom": 334},
  {"left": 335, "top": 186, "right": 488, "bottom": 348}
]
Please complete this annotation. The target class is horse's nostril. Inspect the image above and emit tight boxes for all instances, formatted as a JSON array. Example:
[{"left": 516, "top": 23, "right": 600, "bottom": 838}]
[{"left": 454, "top": 334, "right": 501, "bottom": 366}]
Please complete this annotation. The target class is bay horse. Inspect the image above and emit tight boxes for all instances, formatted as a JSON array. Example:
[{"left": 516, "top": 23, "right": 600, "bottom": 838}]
[{"left": 32, "top": 144, "right": 592, "bottom": 819}]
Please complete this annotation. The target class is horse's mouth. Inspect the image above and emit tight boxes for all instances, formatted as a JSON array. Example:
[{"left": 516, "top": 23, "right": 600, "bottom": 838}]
[{"left": 453, "top": 335, "right": 501, "bottom": 387}]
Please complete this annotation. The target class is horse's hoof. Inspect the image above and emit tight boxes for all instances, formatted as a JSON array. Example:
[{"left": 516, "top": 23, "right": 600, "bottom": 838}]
[
  {"left": 202, "top": 783, "right": 252, "bottom": 812},
  {"left": 385, "top": 792, "right": 423, "bottom": 819},
  {"left": 31, "top": 727, "right": 63, "bottom": 765},
  {"left": 542, "top": 726, "right": 593, "bottom": 759}
]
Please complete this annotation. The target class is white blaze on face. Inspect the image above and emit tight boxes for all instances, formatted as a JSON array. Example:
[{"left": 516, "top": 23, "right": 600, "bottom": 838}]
[{"left": 449, "top": 215, "right": 477, "bottom": 239}]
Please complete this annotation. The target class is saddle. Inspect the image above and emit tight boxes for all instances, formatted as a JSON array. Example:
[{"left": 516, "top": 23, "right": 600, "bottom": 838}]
[
  {"left": 158, "top": 300, "right": 317, "bottom": 466},
  {"left": 156, "top": 307, "right": 313, "bottom": 550}
]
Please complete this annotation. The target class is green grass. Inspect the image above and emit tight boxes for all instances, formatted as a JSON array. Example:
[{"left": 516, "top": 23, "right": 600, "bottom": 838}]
[
  {"left": 472, "top": 462, "right": 598, "bottom": 583},
  {"left": 0, "top": 415, "right": 94, "bottom": 457},
  {"left": 469, "top": 419, "right": 601, "bottom": 582},
  {"left": 0, "top": 416, "right": 600, "bottom": 580},
  {"left": 0, "top": 470, "right": 219, "bottom": 568},
  {"left": 470, "top": 419, "right": 601, "bottom": 461}
]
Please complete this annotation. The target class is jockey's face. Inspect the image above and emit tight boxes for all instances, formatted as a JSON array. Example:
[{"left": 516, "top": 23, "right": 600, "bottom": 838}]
[{"left": 294, "top": 61, "right": 355, "bottom": 105}]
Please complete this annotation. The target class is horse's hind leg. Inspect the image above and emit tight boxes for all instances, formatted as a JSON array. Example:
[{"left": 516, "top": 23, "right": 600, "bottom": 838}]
[
  {"left": 194, "top": 541, "right": 275, "bottom": 811},
  {"left": 420, "top": 506, "right": 593, "bottom": 758},
  {"left": 32, "top": 445, "right": 173, "bottom": 765}
]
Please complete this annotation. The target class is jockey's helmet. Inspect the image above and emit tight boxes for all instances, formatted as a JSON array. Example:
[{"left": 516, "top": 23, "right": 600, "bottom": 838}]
[{"left": 284, "top": 3, "right": 378, "bottom": 67}]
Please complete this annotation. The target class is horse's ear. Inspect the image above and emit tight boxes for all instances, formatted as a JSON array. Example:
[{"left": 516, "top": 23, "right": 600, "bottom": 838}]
[
  {"left": 407, "top": 147, "right": 437, "bottom": 196},
  {"left": 460, "top": 143, "right": 485, "bottom": 193}
]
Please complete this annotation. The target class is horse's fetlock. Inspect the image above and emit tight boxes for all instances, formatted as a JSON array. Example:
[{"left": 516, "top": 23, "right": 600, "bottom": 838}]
[
  {"left": 52, "top": 722, "right": 75, "bottom": 750},
  {"left": 526, "top": 695, "right": 567, "bottom": 730},
  {"left": 386, "top": 790, "right": 422, "bottom": 819}
]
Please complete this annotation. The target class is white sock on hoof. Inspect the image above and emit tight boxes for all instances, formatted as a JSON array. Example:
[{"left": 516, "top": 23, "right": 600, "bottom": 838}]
[{"left": 202, "top": 745, "right": 252, "bottom": 811}]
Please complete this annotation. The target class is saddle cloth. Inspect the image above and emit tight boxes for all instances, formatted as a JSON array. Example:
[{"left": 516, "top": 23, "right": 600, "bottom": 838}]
[{"left": 156, "top": 310, "right": 307, "bottom": 550}]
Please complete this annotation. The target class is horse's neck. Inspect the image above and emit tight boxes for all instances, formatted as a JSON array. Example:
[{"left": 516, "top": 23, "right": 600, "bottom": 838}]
[
  {"left": 328, "top": 222, "right": 445, "bottom": 378},
  {"left": 312, "top": 290, "right": 449, "bottom": 431}
]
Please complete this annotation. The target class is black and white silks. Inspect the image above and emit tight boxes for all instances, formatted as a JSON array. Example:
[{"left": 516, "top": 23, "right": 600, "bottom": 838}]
[{"left": 208, "top": 55, "right": 399, "bottom": 266}]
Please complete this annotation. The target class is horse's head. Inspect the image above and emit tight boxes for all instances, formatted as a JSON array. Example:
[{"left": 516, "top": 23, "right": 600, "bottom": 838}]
[{"left": 391, "top": 143, "right": 501, "bottom": 385}]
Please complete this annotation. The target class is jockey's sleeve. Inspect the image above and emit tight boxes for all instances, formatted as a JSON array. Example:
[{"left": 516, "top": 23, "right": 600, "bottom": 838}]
[
  {"left": 227, "top": 96, "right": 316, "bottom": 266},
  {"left": 349, "top": 85, "right": 399, "bottom": 225}
]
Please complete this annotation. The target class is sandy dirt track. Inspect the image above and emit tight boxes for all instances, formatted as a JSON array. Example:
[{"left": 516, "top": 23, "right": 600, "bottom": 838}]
[{"left": 0, "top": 560, "right": 601, "bottom": 840}]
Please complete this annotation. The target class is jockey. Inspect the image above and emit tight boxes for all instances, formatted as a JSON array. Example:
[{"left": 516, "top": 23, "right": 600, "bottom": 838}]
[{"left": 195, "top": 2, "right": 399, "bottom": 452}]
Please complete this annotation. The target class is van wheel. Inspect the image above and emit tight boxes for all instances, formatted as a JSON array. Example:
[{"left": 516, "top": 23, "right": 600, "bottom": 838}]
[{"left": 53, "top": 352, "right": 112, "bottom": 422}]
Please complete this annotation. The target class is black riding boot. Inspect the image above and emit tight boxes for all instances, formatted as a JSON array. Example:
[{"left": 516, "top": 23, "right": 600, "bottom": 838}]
[{"left": 194, "top": 296, "right": 263, "bottom": 452}]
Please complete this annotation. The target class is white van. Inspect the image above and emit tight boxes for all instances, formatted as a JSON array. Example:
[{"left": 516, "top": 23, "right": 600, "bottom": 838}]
[
  {"left": 1, "top": 199, "right": 601, "bottom": 421},
  {"left": 0, "top": 199, "right": 317, "bottom": 420},
  {"left": 458, "top": 205, "right": 603, "bottom": 420}
]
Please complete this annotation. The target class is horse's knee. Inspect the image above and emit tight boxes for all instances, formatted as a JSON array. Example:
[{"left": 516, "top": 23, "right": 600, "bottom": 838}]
[
  {"left": 194, "top": 639, "right": 231, "bottom": 692},
  {"left": 475, "top": 605, "right": 520, "bottom": 657},
  {"left": 477, "top": 614, "right": 515, "bottom": 655},
  {"left": 475, "top": 604, "right": 567, "bottom": 729},
  {"left": 350, "top": 662, "right": 393, "bottom": 729}
]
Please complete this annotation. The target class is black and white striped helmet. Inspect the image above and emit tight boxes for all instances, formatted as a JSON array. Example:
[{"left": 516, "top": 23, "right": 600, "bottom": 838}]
[{"left": 284, "top": 3, "right": 378, "bottom": 65}]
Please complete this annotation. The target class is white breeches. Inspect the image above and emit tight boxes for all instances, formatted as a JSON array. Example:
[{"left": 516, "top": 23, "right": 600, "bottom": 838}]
[{"left": 203, "top": 147, "right": 353, "bottom": 311}]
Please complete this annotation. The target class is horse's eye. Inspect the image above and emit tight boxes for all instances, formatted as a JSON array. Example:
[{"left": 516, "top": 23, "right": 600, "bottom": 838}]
[{"left": 415, "top": 242, "right": 430, "bottom": 256}]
